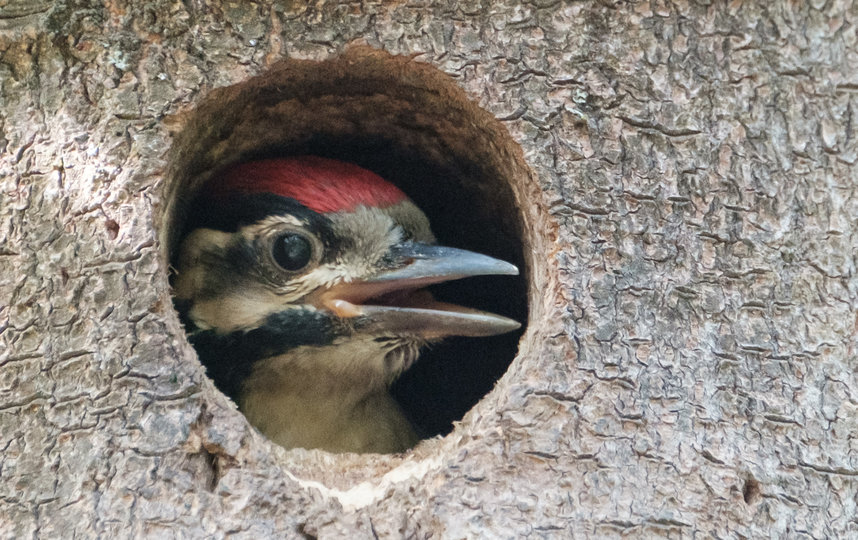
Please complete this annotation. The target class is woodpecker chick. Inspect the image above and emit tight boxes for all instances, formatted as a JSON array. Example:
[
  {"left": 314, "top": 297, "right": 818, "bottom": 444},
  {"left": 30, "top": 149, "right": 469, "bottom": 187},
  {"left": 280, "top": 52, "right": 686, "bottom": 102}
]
[{"left": 174, "top": 156, "right": 520, "bottom": 454}]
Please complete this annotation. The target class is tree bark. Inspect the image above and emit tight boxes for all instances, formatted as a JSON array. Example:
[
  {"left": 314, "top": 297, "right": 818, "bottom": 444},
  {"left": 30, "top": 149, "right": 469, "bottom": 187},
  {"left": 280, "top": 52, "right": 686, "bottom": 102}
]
[{"left": 1, "top": 1, "right": 856, "bottom": 538}]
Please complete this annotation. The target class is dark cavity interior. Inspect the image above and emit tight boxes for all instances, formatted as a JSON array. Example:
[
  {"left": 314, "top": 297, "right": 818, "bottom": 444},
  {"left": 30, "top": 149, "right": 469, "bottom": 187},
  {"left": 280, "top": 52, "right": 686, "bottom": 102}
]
[{"left": 162, "top": 47, "right": 530, "bottom": 442}]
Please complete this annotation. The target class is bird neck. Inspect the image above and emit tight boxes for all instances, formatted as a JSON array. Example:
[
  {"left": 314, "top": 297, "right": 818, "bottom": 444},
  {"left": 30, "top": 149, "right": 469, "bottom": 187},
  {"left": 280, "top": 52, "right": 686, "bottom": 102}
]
[{"left": 237, "top": 339, "right": 420, "bottom": 453}]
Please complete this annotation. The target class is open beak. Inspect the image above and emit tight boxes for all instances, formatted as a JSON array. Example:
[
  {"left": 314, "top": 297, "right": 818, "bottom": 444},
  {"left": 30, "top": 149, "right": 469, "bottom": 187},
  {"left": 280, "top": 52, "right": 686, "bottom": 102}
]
[{"left": 316, "top": 243, "right": 521, "bottom": 338}]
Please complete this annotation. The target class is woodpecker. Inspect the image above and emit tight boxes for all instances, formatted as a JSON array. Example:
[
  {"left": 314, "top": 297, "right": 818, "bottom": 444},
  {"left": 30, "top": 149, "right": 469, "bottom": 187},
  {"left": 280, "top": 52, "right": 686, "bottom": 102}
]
[{"left": 173, "top": 156, "right": 520, "bottom": 454}]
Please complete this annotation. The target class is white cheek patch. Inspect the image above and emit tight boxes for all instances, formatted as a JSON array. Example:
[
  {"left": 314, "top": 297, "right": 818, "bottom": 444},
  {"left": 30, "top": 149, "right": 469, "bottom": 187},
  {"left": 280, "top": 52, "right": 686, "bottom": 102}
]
[
  {"left": 189, "top": 289, "right": 304, "bottom": 332},
  {"left": 189, "top": 267, "right": 344, "bottom": 332}
]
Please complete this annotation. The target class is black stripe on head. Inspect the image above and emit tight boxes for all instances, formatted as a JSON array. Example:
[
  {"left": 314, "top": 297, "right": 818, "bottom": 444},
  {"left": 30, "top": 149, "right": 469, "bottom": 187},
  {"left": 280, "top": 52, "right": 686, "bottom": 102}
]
[
  {"left": 187, "top": 308, "right": 337, "bottom": 400},
  {"left": 184, "top": 192, "right": 332, "bottom": 237}
]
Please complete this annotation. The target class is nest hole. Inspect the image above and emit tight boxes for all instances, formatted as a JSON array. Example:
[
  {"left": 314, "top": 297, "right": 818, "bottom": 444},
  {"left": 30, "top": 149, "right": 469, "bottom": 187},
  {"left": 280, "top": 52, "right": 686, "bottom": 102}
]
[{"left": 162, "top": 47, "right": 532, "bottom": 445}]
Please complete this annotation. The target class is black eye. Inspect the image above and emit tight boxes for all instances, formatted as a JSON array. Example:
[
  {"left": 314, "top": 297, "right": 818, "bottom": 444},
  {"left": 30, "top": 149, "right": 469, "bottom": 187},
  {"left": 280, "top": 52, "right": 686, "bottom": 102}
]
[{"left": 271, "top": 233, "right": 313, "bottom": 271}]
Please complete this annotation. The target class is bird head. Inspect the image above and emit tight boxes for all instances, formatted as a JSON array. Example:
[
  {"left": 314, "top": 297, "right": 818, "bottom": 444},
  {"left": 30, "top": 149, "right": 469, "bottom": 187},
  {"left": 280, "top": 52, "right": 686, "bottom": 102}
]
[{"left": 173, "top": 156, "right": 519, "bottom": 451}]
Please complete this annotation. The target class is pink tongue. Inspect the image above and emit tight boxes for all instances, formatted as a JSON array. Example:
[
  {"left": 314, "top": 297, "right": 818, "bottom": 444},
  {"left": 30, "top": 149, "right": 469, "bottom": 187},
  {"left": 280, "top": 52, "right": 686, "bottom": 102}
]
[{"left": 323, "top": 289, "right": 442, "bottom": 318}]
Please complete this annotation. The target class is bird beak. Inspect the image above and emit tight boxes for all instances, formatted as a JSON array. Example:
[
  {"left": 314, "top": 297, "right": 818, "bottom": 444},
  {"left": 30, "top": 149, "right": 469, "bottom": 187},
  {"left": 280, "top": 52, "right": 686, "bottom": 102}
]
[{"left": 316, "top": 243, "right": 522, "bottom": 338}]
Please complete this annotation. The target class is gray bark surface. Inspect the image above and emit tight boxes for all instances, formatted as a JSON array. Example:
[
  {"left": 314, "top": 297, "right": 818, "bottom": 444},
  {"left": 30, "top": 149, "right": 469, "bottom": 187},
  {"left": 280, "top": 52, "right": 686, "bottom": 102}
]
[{"left": 1, "top": 1, "right": 856, "bottom": 538}]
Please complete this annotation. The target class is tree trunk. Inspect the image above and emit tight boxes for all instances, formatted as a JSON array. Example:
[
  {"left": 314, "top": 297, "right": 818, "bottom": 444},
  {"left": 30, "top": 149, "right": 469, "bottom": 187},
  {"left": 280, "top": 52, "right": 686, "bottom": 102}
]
[{"left": 1, "top": 1, "right": 855, "bottom": 538}]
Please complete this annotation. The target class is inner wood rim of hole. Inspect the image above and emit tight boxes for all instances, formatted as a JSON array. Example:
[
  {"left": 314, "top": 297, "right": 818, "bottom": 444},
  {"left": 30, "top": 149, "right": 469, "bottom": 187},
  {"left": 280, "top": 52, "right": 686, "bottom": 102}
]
[{"left": 160, "top": 46, "right": 551, "bottom": 480}]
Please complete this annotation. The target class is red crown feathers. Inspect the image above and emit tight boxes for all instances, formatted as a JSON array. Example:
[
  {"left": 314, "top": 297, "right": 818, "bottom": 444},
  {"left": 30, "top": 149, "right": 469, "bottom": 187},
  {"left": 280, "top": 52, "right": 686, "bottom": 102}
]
[{"left": 205, "top": 156, "right": 408, "bottom": 214}]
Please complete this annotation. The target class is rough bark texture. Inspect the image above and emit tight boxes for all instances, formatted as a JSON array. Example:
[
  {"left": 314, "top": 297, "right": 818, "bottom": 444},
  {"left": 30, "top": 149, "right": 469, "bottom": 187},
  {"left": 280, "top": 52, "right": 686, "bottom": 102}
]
[{"left": 1, "top": 1, "right": 856, "bottom": 538}]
